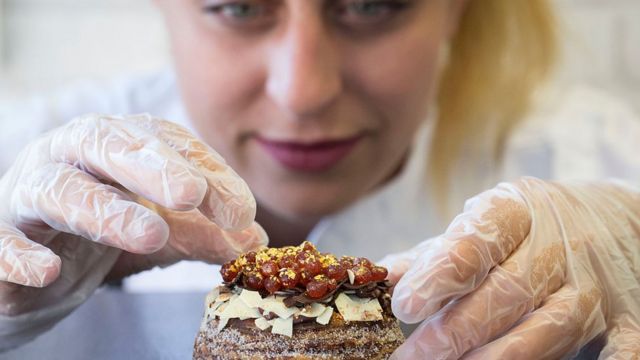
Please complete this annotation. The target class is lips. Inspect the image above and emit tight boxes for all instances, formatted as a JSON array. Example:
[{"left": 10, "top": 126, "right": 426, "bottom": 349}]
[{"left": 256, "top": 135, "right": 363, "bottom": 172}]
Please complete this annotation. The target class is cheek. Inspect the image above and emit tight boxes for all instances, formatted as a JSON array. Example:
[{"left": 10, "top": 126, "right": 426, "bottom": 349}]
[
  {"left": 345, "top": 26, "right": 447, "bottom": 126},
  {"left": 343, "top": 28, "right": 447, "bottom": 163},
  {"left": 169, "top": 24, "right": 264, "bottom": 152}
]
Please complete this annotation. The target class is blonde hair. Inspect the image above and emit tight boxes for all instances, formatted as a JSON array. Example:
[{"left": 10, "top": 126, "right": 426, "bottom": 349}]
[{"left": 431, "top": 0, "right": 558, "bottom": 209}]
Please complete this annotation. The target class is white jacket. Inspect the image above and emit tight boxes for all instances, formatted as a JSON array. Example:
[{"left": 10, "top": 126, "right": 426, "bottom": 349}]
[{"left": 1, "top": 70, "right": 639, "bottom": 293}]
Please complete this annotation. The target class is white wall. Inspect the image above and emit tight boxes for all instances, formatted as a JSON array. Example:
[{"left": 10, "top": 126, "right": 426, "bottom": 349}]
[
  {"left": 555, "top": 0, "right": 640, "bottom": 111},
  {"left": 0, "top": 0, "right": 639, "bottom": 111},
  {"left": 0, "top": 0, "right": 168, "bottom": 100}
]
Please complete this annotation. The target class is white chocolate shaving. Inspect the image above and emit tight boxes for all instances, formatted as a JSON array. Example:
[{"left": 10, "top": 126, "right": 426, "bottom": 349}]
[
  {"left": 219, "top": 296, "right": 261, "bottom": 320},
  {"left": 271, "top": 317, "right": 293, "bottom": 337},
  {"left": 206, "top": 285, "right": 384, "bottom": 338},
  {"left": 205, "top": 288, "right": 220, "bottom": 307},
  {"left": 316, "top": 307, "right": 334, "bottom": 325},
  {"left": 217, "top": 317, "right": 229, "bottom": 331},
  {"left": 205, "top": 300, "right": 225, "bottom": 320},
  {"left": 255, "top": 317, "right": 272, "bottom": 330},
  {"left": 300, "top": 303, "right": 326, "bottom": 318},
  {"left": 239, "top": 289, "right": 263, "bottom": 308},
  {"left": 347, "top": 269, "right": 355, "bottom": 285},
  {"left": 261, "top": 296, "right": 300, "bottom": 319},
  {"left": 334, "top": 293, "right": 383, "bottom": 322},
  {"left": 213, "top": 297, "right": 232, "bottom": 317}
]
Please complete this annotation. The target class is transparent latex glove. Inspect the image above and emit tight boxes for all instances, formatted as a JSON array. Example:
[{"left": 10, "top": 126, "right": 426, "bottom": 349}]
[
  {"left": 380, "top": 177, "right": 640, "bottom": 359},
  {"left": 0, "top": 114, "right": 267, "bottom": 350}
]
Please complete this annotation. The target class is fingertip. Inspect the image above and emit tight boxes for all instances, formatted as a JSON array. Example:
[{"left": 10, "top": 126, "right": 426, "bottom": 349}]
[
  {"left": 223, "top": 200, "right": 257, "bottom": 232},
  {"left": 376, "top": 254, "right": 414, "bottom": 286},
  {"left": 217, "top": 222, "right": 269, "bottom": 262},
  {"left": 390, "top": 281, "right": 412, "bottom": 322},
  {"left": 201, "top": 175, "right": 257, "bottom": 231},
  {"left": 391, "top": 291, "right": 421, "bottom": 324},
  {"left": 235, "top": 222, "right": 269, "bottom": 252},
  {"left": 37, "top": 253, "right": 62, "bottom": 287},
  {"left": 207, "top": 196, "right": 257, "bottom": 231},
  {"left": 122, "top": 212, "right": 170, "bottom": 254},
  {"left": 167, "top": 166, "right": 208, "bottom": 211},
  {"left": 391, "top": 274, "right": 438, "bottom": 324},
  {"left": 14, "top": 248, "right": 62, "bottom": 288},
  {"left": 253, "top": 222, "right": 269, "bottom": 248},
  {"left": 0, "top": 229, "right": 63, "bottom": 287}
]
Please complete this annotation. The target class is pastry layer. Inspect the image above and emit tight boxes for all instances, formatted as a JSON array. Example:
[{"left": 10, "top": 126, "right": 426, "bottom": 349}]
[{"left": 193, "top": 312, "right": 404, "bottom": 360}]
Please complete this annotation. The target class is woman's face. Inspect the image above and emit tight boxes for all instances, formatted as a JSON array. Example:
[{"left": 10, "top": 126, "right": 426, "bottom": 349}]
[{"left": 157, "top": 0, "right": 463, "bottom": 222}]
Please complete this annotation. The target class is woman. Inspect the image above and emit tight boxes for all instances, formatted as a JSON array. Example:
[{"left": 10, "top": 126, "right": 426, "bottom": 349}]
[{"left": 0, "top": 0, "right": 639, "bottom": 358}]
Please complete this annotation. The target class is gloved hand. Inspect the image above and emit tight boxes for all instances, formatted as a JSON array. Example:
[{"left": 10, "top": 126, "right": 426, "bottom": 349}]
[
  {"left": 0, "top": 114, "right": 267, "bottom": 349},
  {"left": 380, "top": 177, "right": 640, "bottom": 359}
]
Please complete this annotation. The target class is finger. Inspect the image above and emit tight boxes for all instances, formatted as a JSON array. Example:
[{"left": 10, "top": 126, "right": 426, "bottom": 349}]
[
  {"left": 377, "top": 238, "right": 436, "bottom": 286},
  {"left": 215, "top": 221, "right": 269, "bottom": 261},
  {"left": 105, "top": 218, "right": 268, "bottom": 280},
  {"left": 377, "top": 252, "right": 416, "bottom": 286},
  {"left": 15, "top": 163, "right": 170, "bottom": 254},
  {"left": 464, "top": 286, "right": 606, "bottom": 360},
  {"left": 392, "top": 238, "right": 566, "bottom": 359},
  {"left": 392, "top": 183, "right": 531, "bottom": 323},
  {"left": 128, "top": 115, "right": 256, "bottom": 231},
  {"left": 159, "top": 207, "right": 268, "bottom": 263},
  {"left": 48, "top": 114, "right": 208, "bottom": 210},
  {"left": 0, "top": 222, "right": 61, "bottom": 287}
]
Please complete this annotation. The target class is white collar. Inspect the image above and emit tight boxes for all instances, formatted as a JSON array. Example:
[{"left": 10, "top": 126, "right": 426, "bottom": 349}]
[{"left": 307, "top": 119, "right": 443, "bottom": 260}]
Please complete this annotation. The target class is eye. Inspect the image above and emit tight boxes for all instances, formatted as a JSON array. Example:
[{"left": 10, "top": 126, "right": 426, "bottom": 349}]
[
  {"left": 334, "top": 0, "right": 411, "bottom": 26},
  {"left": 206, "top": 3, "right": 261, "bottom": 19},
  {"left": 202, "top": 1, "right": 275, "bottom": 28}
]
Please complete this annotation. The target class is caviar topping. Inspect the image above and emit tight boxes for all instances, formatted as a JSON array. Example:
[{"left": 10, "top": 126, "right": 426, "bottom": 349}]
[
  {"left": 245, "top": 271, "right": 263, "bottom": 290},
  {"left": 371, "top": 266, "right": 389, "bottom": 282},
  {"left": 306, "top": 279, "right": 329, "bottom": 298},
  {"left": 278, "top": 267, "right": 299, "bottom": 289},
  {"left": 220, "top": 260, "right": 239, "bottom": 283},
  {"left": 220, "top": 241, "right": 389, "bottom": 300},
  {"left": 259, "top": 260, "right": 279, "bottom": 277},
  {"left": 353, "top": 266, "right": 373, "bottom": 285},
  {"left": 264, "top": 275, "right": 281, "bottom": 294},
  {"left": 326, "top": 263, "right": 347, "bottom": 282}
]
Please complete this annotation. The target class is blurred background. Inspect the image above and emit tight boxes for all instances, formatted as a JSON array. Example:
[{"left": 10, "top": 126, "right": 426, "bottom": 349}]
[{"left": 0, "top": 0, "right": 639, "bottom": 112}]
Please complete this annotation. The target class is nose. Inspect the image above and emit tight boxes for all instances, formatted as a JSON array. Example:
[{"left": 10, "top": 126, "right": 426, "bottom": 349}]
[{"left": 265, "top": 15, "right": 342, "bottom": 118}]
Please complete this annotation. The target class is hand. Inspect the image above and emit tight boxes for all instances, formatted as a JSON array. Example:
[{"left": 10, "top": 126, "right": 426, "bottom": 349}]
[
  {"left": 380, "top": 178, "right": 640, "bottom": 359},
  {"left": 0, "top": 114, "right": 266, "bottom": 316}
]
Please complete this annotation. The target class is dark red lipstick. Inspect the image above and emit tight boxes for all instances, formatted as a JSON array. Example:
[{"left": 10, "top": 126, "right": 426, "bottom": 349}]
[{"left": 256, "top": 135, "right": 363, "bottom": 172}]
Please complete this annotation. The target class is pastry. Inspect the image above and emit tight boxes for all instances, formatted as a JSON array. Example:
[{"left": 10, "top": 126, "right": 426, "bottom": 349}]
[{"left": 193, "top": 241, "right": 404, "bottom": 359}]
